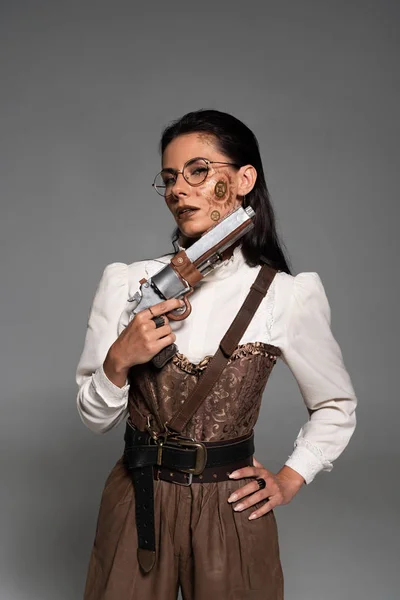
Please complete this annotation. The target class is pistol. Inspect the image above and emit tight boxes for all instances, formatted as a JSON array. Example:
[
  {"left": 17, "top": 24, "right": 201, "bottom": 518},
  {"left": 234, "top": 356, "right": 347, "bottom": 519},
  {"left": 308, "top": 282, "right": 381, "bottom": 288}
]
[{"left": 128, "top": 205, "right": 255, "bottom": 368}]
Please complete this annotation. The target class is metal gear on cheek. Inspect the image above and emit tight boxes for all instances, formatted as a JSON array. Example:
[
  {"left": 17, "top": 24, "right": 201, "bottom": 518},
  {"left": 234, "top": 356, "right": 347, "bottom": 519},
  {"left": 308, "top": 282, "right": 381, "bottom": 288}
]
[
  {"left": 210, "top": 210, "right": 220, "bottom": 221},
  {"left": 214, "top": 181, "right": 227, "bottom": 198}
]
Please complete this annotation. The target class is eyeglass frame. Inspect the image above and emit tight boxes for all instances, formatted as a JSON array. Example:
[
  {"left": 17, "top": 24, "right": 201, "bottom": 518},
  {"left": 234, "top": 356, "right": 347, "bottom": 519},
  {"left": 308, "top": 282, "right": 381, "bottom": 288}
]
[{"left": 152, "top": 156, "right": 240, "bottom": 197}]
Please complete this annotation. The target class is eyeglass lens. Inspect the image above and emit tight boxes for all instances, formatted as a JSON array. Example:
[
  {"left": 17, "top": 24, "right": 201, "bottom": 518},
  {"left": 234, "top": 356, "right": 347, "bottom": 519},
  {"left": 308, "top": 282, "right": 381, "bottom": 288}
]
[{"left": 154, "top": 158, "right": 209, "bottom": 196}]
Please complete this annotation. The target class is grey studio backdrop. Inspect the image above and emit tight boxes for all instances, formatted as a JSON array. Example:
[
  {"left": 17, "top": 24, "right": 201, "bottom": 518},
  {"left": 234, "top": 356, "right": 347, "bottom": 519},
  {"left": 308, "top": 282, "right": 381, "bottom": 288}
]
[{"left": 1, "top": 1, "right": 398, "bottom": 599}]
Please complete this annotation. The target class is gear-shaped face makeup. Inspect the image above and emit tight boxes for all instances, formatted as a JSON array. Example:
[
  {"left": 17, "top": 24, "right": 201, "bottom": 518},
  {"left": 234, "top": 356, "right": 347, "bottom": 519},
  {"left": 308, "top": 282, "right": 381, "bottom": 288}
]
[
  {"left": 161, "top": 133, "right": 243, "bottom": 236},
  {"left": 214, "top": 181, "right": 227, "bottom": 198},
  {"left": 210, "top": 210, "right": 221, "bottom": 221},
  {"left": 203, "top": 172, "right": 236, "bottom": 219}
]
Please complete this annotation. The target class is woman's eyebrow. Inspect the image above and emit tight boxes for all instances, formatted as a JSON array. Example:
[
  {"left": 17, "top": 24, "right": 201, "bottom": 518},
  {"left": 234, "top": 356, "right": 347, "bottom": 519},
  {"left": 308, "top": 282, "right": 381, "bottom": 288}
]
[{"left": 161, "top": 156, "right": 208, "bottom": 173}]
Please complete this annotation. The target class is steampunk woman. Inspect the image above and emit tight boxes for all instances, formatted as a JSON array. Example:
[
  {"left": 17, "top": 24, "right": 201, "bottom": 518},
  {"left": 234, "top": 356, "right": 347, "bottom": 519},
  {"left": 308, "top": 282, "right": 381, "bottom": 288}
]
[{"left": 76, "top": 109, "right": 357, "bottom": 599}]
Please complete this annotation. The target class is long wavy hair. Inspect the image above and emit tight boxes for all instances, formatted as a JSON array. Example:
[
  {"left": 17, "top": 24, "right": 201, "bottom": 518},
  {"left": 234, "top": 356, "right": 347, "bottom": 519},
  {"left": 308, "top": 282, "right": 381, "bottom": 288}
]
[{"left": 159, "top": 109, "right": 292, "bottom": 274}]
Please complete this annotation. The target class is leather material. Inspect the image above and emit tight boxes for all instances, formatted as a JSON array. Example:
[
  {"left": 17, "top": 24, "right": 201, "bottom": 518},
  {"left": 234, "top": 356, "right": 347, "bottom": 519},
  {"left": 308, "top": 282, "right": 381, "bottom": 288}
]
[
  {"left": 191, "top": 221, "right": 253, "bottom": 269},
  {"left": 137, "top": 549, "right": 156, "bottom": 574},
  {"left": 130, "top": 465, "right": 155, "bottom": 565},
  {"left": 153, "top": 457, "right": 253, "bottom": 485},
  {"left": 125, "top": 427, "right": 255, "bottom": 573},
  {"left": 126, "top": 263, "right": 276, "bottom": 573},
  {"left": 125, "top": 426, "right": 255, "bottom": 572},
  {"left": 127, "top": 341, "right": 281, "bottom": 440},
  {"left": 124, "top": 425, "right": 255, "bottom": 471},
  {"left": 83, "top": 458, "right": 284, "bottom": 598},
  {"left": 170, "top": 250, "right": 203, "bottom": 286},
  {"left": 168, "top": 264, "right": 277, "bottom": 433}
]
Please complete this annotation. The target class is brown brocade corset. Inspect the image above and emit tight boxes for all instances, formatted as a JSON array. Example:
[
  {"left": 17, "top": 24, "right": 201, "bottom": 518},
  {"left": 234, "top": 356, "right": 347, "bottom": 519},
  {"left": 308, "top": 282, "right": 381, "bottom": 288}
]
[{"left": 127, "top": 341, "right": 281, "bottom": 442}]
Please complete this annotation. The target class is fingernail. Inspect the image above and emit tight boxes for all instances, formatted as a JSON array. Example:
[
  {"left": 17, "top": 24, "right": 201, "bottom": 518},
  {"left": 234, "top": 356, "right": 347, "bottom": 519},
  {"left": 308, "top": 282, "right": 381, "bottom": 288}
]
[
  {"left": 227, "top": 494, "right": 237, "bottom": 503},
  {"left": 179, "top": 300, "right": 185, "bottom": 306},
  {"left": 248, "top": 513, "right": 257, "bottom": 520},
  {"left": 228, "top": 472, "right": 238, "bottom": 478},
  {"left": 233, "top": 504, "right": 244, "bottom": 511}
]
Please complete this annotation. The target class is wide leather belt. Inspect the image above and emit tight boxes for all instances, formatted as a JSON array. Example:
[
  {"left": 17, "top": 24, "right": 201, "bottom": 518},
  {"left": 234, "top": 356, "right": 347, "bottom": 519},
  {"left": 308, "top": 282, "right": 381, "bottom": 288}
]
[{"left": 123, "top": 420, "right": 255, "bottom": 573}]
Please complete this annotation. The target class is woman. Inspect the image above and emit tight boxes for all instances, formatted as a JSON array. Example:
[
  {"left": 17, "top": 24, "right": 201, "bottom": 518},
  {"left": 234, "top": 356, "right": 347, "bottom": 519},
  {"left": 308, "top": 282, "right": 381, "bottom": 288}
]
[{"left": 76, "top": 109, "right": 357, "bottom": 599}]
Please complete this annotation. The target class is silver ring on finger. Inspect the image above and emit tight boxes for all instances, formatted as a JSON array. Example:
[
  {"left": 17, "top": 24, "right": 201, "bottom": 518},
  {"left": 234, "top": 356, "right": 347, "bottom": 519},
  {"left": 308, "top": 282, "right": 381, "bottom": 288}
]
[{"left": 153, "top": 315, "right": 165, "bottom": 329}]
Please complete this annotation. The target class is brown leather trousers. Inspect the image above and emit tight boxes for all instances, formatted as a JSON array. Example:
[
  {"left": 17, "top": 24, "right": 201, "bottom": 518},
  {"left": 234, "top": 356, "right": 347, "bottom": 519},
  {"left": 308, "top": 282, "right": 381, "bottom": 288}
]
[{"left": 83, "top": 342, "right": 284, "bottom": 599}]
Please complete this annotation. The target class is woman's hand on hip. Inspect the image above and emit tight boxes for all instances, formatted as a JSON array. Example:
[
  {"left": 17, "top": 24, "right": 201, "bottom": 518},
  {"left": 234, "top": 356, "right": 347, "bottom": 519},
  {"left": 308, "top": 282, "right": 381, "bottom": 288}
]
[{"left": 227, "top": 457, "right": 305, "bottom": 520}]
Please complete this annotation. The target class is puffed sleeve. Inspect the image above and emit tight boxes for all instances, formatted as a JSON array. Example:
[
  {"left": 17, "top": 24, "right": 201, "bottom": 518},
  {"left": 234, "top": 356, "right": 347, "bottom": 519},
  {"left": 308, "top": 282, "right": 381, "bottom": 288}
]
[
  {"left": 76, "top": 263, "right": 130, "bottom": 434},
  {"left": 280, "top": 272, "right": 357, "bottom": 484}
]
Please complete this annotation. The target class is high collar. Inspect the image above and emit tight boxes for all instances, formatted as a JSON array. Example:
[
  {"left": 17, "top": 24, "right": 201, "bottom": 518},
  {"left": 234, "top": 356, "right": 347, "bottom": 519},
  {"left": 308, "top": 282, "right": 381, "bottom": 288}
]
[{"left": 178, "top": 242, "right": 246, "bottom": 281}]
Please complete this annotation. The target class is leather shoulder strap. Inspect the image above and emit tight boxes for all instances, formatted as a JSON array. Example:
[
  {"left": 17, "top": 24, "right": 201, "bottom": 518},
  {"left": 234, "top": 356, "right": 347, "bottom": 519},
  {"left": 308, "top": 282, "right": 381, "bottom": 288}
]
[{"left": 168, "top": 263, "right": 277, "bottom": 433}]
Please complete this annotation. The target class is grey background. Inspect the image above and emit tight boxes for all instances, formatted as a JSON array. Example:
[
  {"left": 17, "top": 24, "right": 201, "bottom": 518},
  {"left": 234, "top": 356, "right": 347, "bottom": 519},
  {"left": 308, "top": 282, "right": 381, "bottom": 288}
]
[{"left": 1, "top": 1, "right": 398, "bottom": 599}]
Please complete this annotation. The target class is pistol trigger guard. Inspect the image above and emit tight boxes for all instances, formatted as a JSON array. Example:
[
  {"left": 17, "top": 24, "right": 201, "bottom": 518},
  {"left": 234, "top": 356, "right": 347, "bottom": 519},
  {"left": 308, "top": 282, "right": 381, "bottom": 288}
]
[{"left": 167, "top": 293, "right": 193, "bottom": 321}]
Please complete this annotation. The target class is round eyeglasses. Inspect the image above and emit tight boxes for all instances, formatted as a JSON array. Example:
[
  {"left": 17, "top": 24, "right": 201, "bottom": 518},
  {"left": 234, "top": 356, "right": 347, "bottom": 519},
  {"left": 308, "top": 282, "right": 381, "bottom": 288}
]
[{"left": 152, "top": 157, "right": 239, "bottom": 198}]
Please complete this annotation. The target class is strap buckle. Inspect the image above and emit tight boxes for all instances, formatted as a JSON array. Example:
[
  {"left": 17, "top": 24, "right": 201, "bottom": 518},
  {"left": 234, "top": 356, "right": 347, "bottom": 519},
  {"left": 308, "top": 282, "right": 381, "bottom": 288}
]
[
  {"left": 164, "top": 434, "right": 207, "bottom": 475},
  {"left": 154, "top": 467, "right": 194, "bottom": 486},
  {"left": 167, "top": 435, "right": 208, "bottom": 475},
  {"left": 155, "top": 424, "right": 208, "bottom": 476},
  {"left": 145, "top": 419, "right": 207, "bottom": 476},
  {"left": 171, "top": 471, "right": 194, "bottom": 486}
]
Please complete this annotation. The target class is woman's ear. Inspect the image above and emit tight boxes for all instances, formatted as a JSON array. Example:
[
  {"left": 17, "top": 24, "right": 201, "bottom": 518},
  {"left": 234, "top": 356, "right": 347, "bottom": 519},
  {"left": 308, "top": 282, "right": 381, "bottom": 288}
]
[{"left": 237, "top": 164, "right": 257, "bottom": 197}]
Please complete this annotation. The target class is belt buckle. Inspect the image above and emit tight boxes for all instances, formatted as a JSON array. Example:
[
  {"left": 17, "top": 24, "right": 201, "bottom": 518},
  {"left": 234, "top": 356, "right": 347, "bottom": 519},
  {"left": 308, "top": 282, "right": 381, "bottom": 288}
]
[
  {"left": 174, "top": 472, "right": 193, "bottom": 486},
  {"left": 165, "top": 434, "right": 208, "bottom": 476},
  {"left": 154, "top": 467, "right": 193, "bottom": 487}
]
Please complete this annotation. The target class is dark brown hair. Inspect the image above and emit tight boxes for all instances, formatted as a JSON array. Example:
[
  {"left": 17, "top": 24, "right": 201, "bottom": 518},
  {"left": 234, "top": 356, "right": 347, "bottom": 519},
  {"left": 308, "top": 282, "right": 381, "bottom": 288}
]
[{"left": 160, "top": 109, "right": 292, "bottom": 274}]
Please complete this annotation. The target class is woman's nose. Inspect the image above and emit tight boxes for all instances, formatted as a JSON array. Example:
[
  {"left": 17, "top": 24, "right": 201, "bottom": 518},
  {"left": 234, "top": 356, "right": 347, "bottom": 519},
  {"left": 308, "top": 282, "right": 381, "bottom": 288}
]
[{"left": 171, "top": 172, "right": 190, "bottom": 197}]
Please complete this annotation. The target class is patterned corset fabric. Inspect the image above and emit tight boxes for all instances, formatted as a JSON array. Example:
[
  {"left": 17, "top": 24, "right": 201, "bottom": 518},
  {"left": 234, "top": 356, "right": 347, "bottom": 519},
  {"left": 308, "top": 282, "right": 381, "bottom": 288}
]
[{"left": 127, "top": 341, "right": 281, "bottom": 442}]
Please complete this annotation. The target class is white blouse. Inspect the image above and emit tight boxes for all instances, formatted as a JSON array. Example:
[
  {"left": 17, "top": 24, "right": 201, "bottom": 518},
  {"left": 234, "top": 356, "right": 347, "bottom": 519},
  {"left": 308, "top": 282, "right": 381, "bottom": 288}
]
[{"left": 76, "top": 244, "right": 357, "bottom": 485}]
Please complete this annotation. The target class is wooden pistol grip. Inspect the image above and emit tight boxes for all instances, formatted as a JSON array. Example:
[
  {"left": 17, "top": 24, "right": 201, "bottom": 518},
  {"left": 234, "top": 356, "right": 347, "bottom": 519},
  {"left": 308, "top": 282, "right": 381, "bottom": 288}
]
[{"left": 151, "top": 343, "right": 178, "bottom": 369}]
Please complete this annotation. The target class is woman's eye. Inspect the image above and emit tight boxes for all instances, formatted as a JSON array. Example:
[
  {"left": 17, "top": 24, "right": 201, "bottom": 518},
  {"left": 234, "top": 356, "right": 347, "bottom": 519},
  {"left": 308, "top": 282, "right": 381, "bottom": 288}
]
[{"left": 192, "top": 168, "right": 207, "bottom": 175}]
